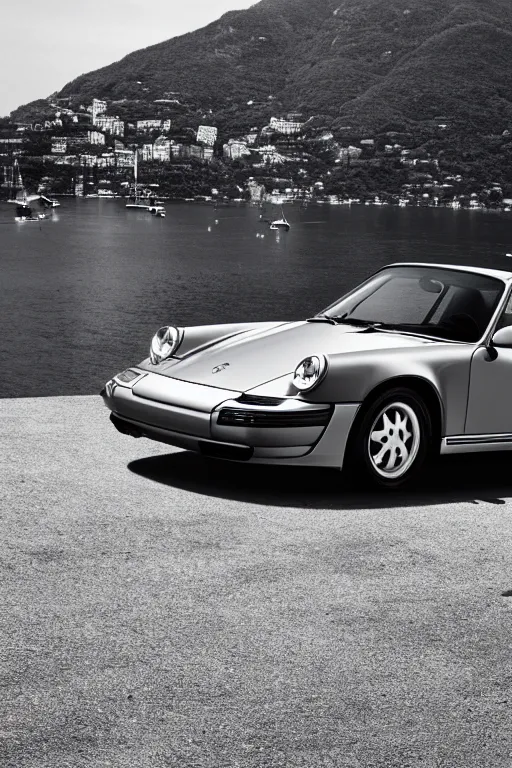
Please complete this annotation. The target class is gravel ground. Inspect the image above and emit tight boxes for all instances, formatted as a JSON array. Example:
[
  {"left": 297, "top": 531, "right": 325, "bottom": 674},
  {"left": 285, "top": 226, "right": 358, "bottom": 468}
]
[{"left": 1, "top": 395, "right": 512, "bottom": 768}]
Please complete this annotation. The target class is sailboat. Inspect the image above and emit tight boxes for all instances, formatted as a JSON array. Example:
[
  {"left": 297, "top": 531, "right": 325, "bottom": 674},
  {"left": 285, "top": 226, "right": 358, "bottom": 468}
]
[
  {"left": 126, "top": 153, "right": 150, "bottom": 210},
  {"left": 269, "top": 207, "right": 290, "bottom": 231},
  {"left": 7, "top": 160, "right": 48, "bottom": 222}
]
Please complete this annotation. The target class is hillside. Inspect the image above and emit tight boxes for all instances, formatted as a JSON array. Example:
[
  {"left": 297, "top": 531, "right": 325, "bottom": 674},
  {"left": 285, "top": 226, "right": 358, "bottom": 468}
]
[
  {"left": 333, "top": 21, "right": 512, "bottom": 132},
  {"left": 56, "top": 0, "right": 338, "bottom": 110},
  {"left": 11, "top": 0, "right": 512, "bottom": 134}
]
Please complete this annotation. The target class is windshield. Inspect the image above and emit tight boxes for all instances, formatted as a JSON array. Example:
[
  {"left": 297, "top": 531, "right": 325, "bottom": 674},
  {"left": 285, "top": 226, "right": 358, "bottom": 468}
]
[{"left": 320, "top": 266, "right": 505, "bottom": 342}]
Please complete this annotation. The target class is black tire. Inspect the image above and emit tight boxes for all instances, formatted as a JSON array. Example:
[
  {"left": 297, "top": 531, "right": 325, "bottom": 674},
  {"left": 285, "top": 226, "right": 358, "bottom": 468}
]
[{"left": 344, "top": 387, "right": 433, "bottom": 490}]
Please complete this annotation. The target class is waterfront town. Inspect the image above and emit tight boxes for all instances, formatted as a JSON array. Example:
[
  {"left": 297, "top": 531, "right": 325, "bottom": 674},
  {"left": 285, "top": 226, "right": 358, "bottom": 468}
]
[{"left": 2, "top": 93, "right": 512, "bottom": 209}]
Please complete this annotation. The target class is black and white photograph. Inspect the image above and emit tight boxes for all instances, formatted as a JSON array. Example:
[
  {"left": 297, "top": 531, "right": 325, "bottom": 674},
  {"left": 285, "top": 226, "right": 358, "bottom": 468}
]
[{"left": 2, "top": 1, "right": 512, "bottom": 765}]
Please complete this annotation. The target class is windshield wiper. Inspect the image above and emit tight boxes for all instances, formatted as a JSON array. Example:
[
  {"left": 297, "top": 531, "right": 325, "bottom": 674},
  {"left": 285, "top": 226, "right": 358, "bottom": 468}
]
[
  {"left": 306, "top": 314, "right": 338, "bottom": 325},
  {"left": 307, "top": 315, "right": 410, "bottom": 332},
  {"left": 335, "top": 318, "right": 440, "bottom": 338},
  {"left": 330, "top": 317, "right": 384, "bottom": 328},
  {"left": 335, "top": 317, "right": 411, "bottom": 333},
  {"left": 326, "top": 316, "right": 394, "bottom": 330},
  {"left": 307, "top": 314, "right": 438, "bottom": 338},
  {"left": 307, "top": 314, "right": 382, "bottom": 327}
]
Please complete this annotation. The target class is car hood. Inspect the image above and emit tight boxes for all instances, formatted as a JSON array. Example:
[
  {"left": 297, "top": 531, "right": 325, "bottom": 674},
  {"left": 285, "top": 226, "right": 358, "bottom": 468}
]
[{"left": 139, "top": 321, "right": 440, "bottom": 392}]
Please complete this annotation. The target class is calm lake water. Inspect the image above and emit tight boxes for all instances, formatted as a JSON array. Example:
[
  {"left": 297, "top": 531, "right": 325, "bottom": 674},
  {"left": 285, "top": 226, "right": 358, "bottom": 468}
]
[{"left": 2, "top": 198, "right": 512, "bottom": 397}]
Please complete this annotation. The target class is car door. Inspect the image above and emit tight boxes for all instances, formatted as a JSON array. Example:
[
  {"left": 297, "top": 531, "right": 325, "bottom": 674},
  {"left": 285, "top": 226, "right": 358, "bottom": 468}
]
[{"left": 465, "top": 291, "right": 512, "bottom": 436}]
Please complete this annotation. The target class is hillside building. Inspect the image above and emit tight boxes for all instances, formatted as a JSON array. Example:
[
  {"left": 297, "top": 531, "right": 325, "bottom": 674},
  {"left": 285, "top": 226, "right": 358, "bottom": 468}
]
[
  {"left": 88, "top": 130, "right": 105, "bottom": 145},
  {"left": 269, "top": 117, "right": 304, "bottom": 135},
  {"left": 51, "top": 154, "right": 79, "bottom": 166},
  {"left": 92, "top": 99, "right": 107, "bottom": 123},
  {"left": 141, "top": 144, "right": 153, "bottom": 161},
  {"left": 197, "top": 125, "right": 218, "bottom": 146},
  {"left": 247, "top": 178, "right": 265, "bottom": 202},
  {"left": 93, "top": 116, "right": 124, "bottom": 137},
  {"left": 114, "top": 149, "right": 135, "bottom": 168},
  {"left": 79, "top": 154, "right": 97, "bottom": 167},
  {"left": 67, "top": 135, "right": 89, "bottom": 149},
  {"left": 254, "top": 144, "right": 286, "bottom": 165},
  {"left": 171, "top": 144, "right": 213, "bottom": 162},
  {"left": 51, "top": 137, "right": 67, "bottom": 154},
  {"left": 136, "top": 120, "right": 163, "bottom": 132},
  {"left": 96, "top": 151, "right": 133, "bottom": 168},
  {"left": 0, "top": 138, "right": 23, "bottom": 150},
  {"left": 336, "top": 146, "right": 362, "bottom": 162},
  {"left": 191, "top": 144, "right": 214, "bottom": 161},
  {"left": 189, "top": 144, "right": 203, "bottom": 160},
  {"left": 96, "top": 154, "right": 115, "bottom": 168},
  {"left": 223, "top": 139, "right": 251, "bottom": 160},
  {"left": 153, "top": 135, "right": 172, "bottom": 162}
]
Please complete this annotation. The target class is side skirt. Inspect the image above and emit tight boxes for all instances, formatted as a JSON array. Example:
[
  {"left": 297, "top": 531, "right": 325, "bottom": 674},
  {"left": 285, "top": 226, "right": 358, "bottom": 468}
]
[{"left": 441, "top": 434, "right": 512, "bottom": 454}]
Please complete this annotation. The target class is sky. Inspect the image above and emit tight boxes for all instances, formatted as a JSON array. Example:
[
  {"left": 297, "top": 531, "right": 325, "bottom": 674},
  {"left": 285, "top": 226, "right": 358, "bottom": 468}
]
[{"left": 0, "top": 0, "right": 257, "bottom": 117}]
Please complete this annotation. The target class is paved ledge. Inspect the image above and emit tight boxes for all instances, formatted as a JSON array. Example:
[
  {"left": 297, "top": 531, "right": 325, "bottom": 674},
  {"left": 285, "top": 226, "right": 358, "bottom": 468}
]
[{"left": 1, "top": 395, "right": 512, "bottom": 767}]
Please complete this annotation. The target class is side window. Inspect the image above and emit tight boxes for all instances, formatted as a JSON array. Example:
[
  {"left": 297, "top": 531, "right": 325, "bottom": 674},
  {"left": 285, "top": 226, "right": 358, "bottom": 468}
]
[{"left": 495, "top": 291, "right": 512, "bottom": 331}]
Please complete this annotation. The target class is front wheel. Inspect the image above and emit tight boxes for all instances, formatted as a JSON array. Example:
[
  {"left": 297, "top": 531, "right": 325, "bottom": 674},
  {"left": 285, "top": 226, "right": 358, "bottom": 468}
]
[{"left": 346, "top": 388, "right": 432, "bottom": 489}]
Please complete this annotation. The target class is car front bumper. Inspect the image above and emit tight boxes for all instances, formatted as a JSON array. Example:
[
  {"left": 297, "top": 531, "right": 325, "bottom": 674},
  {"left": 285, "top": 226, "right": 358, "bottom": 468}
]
[{"left": 101, "top": 369, "right": 360, "bottom": 468}]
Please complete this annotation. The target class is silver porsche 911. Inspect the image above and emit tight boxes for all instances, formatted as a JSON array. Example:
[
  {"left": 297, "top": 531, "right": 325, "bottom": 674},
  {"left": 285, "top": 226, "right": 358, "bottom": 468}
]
[{"left": 101, "top": 262, "right": 512, "bottom": 488}]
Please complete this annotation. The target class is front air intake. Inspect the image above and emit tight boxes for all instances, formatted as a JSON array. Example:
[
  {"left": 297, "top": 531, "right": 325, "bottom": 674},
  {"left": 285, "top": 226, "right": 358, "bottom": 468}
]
[
  {"left": 237, "top": 394, "right": 286, "bottom": 406},
  {"left": 217, "top": 407, "right": 332, "bottom": 428}
]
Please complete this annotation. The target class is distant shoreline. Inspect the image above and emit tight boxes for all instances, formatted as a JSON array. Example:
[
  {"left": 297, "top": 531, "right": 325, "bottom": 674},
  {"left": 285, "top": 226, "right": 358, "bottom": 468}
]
[{"left": 11, "top": 195, "right": 512, "bottom": 213}]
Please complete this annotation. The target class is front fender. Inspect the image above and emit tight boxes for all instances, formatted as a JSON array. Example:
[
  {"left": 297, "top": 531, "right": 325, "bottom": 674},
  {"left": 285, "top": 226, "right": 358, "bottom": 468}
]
[{"left": 304, "top": 344, "right": 473, "bottom": 436}]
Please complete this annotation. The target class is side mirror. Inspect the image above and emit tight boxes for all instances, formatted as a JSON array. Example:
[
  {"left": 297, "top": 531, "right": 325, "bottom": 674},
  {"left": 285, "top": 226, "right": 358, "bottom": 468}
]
[{"left": 492, "top": 326, "right": 512, "bottom": 348}]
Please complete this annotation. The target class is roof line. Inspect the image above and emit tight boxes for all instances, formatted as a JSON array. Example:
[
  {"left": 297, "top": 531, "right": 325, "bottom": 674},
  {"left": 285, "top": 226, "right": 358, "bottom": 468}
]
[{"left": 384, "top": 262, "right": 512, "bottom": 281}]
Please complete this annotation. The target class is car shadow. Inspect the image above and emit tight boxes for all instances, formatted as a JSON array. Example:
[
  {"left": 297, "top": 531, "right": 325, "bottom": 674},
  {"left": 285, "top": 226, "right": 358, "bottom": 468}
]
[{"left": 127, "top": 451, "right": 512, "bottom": 509}]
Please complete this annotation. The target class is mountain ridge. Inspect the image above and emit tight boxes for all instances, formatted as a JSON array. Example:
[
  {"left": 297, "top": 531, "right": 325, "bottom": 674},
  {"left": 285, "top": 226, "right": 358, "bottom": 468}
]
[{"left": 11, "top": 0, "right": 512, "bottom": 136}]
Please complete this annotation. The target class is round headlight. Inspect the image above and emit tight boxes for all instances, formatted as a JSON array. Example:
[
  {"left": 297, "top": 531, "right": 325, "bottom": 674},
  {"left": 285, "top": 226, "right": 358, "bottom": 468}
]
[
  {"left": 150, "top": 326, "right": 180, "bottom": 365},
  {"left": 293, "top": 355, "right": 328, "bottom": 391}
]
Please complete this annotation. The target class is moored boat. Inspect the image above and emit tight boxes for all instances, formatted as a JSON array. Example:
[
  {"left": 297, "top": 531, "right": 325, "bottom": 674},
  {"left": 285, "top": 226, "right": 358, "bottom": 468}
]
[
  {"left": 269, "top": 207, "right": 290, "bottom": 231},
  {"left": 148, "top": 204, "right": 166, "bottom": 217},
  {"left": 15, "top": 204, "right": 49, "bottom": 222},
  {"left": 8, "top": 161, "right": 50, "bottom": 221}
]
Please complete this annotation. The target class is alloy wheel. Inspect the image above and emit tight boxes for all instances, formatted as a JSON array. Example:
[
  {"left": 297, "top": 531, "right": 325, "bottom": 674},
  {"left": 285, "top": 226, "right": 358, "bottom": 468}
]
[{"left": 368, "top": 401, "right": 421, "bottom": 479}]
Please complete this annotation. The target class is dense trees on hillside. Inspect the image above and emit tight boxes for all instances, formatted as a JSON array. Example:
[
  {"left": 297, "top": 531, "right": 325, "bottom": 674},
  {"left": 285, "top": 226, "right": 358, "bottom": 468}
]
[{"left": 12, "top": 0, "right": 512, "bottom": 137}]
